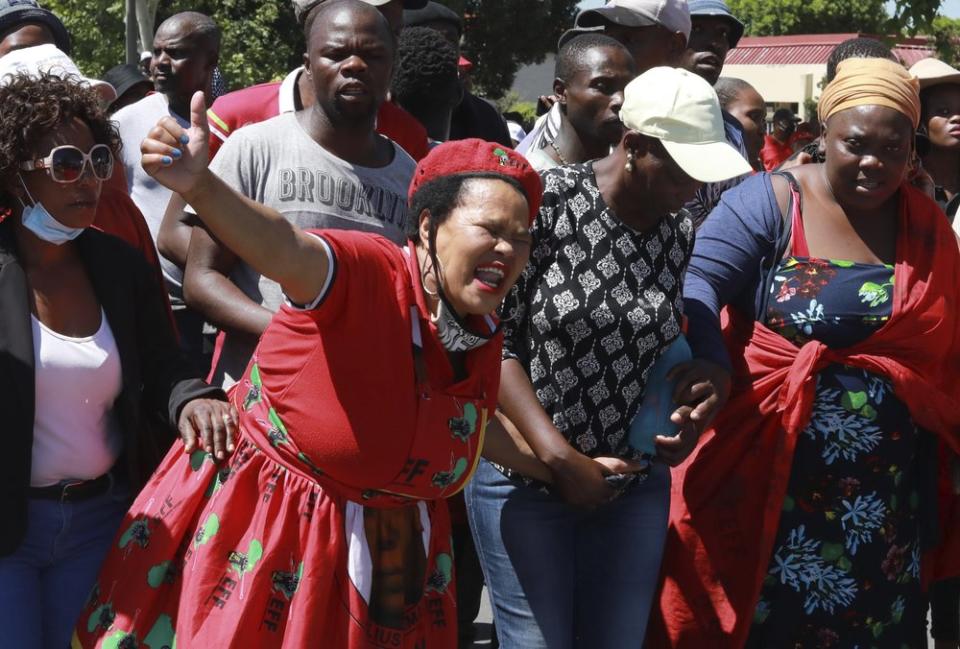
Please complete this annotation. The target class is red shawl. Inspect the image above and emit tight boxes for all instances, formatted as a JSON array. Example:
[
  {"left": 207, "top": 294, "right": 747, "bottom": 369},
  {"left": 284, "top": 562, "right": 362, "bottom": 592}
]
[{"left": 649, "top": 184, "right": 960, "bottom": 648}]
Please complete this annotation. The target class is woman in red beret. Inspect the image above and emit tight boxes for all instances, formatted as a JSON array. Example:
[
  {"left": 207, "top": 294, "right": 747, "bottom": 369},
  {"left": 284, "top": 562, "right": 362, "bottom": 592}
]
[{"left": 73, "top": 94, "right": 605, "bottom": 648}]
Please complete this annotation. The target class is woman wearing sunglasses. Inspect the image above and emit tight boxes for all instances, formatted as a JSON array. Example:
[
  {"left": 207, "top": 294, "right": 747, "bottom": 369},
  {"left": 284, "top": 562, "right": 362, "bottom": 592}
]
[{"left": 0, "top": 72, "right": 233, "bottom": 649}]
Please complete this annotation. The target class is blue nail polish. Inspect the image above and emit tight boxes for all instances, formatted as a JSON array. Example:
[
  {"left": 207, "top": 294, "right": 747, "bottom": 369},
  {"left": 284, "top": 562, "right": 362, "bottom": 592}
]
[
  {"left": 171, "top": 148, "right": 182, "bottom": 159},
  {"left": 161, "top": 156, "right": 172, "bottom": 165},
  {"left": 180, "top": 134, "right": 190, "bottom": 144}
]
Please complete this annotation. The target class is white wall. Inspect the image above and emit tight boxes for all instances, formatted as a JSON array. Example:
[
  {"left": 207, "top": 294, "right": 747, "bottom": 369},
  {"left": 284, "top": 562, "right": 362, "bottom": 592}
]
[{"left": 723, "top": 64, "right": 828, "bottom": 120}]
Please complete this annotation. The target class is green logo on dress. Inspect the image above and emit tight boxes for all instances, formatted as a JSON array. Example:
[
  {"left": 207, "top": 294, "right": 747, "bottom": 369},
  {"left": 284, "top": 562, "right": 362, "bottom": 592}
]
[
  {"left": 87, "top": 603, "right": 116, "bottom": 633},
  {"left": 228, "top": 539, "right": 264, "bottom": 576},
  {"left": 426, "top": 553, "right": 453, "bottom": 593},
  {"left": 189, "top": 450, "right": 213, "bottom": 471},
  {"left": 266, "top": 408, "right": 290, "bottom": 447},
  {"left": 103, "top": 630, "right": 138, "bottom": 649},
  {"left": 193, "top": 513, "right": 220, "bottom": 549},
  {"left": 243, "top": 364, "right": 263, "bottom": 411},
  {"left": 143, "top": 613, "right": 176, "bottom": 649},
  {"left": 119, "top": 517, "right": 152, "bottom": 550},
  {"left": 147, "top": 561, "right": 174, "bottom": 588},
  {"left": 271, "top": 561, "right": 304, "bottom": 599},
  {"left": 448, "top": 403, "right": 479, "bottom": 442},
  {"left": 432, "top": 458, "right": 468, "bottom": 488}
]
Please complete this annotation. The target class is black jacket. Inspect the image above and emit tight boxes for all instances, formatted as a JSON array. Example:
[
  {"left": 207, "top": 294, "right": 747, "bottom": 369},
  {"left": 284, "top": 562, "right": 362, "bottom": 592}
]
[{"left": 0, "top": 225, "right": 224, "bottom": 556}]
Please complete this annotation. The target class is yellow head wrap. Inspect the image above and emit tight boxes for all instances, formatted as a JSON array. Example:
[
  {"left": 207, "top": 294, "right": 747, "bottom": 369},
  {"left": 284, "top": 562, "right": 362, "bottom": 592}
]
[{"left": 817, "top": 58, "right": 920, "bottom": 128}]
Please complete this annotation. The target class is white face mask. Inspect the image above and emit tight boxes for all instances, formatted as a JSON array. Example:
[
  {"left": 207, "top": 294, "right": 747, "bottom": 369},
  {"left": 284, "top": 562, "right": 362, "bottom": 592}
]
[{"left": 17, "top": 175, "right": 84, "bottom": 245}]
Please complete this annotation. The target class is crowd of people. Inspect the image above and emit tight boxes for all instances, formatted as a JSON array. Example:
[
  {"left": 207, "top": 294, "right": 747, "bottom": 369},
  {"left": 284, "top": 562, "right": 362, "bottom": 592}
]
[{"left": 0, "top": 0, "right": 958, "bottom": 647}]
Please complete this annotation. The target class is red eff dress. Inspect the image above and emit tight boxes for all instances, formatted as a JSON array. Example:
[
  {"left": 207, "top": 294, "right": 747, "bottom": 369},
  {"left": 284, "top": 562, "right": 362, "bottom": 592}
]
[{"left": 72, "top": 231, "right": 501, "bottom": 649}]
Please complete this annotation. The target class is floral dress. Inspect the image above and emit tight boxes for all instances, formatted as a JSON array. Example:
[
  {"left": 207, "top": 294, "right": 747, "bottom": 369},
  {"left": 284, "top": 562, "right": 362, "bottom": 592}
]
[{"left": 745, "top": 255, "right": 926, "bottom": 649}]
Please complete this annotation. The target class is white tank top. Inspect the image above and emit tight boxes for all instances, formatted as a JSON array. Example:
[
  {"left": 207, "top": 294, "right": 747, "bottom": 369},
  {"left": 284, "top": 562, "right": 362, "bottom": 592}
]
[{"left": 30, "top": 309, "right": 123, "bottom": 487}]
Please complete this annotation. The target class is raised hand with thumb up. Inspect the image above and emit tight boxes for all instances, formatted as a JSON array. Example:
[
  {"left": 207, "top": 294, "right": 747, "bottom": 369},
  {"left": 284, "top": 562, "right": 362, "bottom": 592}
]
[{"left": 140, "top": 90, "right": 211, "bottom": 199}]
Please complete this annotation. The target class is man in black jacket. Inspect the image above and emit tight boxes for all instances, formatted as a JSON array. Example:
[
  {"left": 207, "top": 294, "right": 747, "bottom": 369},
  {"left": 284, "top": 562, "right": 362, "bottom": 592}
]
[{"left": 403, "top": 1, "right": 513, "bottom": 146}]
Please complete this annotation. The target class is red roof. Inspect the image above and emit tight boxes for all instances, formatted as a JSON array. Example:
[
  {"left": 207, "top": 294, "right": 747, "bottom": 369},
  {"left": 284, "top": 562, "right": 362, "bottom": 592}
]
[{"left": 726, "top": 33, "right": 935, "bottom": 67}]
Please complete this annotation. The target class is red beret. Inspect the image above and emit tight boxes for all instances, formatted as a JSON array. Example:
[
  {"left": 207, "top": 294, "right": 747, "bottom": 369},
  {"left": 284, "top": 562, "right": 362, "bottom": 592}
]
[{"left": 407, "top": 138, "right": 543, "bottom": 225}]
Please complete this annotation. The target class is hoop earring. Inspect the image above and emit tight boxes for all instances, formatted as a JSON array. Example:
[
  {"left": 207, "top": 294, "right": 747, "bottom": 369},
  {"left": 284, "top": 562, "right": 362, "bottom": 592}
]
[{"left": 625, "top": 150, "right": 635, "bottom": 173}]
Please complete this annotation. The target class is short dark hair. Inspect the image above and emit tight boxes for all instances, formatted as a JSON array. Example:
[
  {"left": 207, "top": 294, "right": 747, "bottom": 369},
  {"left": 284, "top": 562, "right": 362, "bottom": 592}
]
[
  {"left": 714, "top": 77, "right": 754, "bottom": 110},
  {"left": 392, "top": 27, "right": 460, "bottom": 115},
  {"left": 555, "top": 33, "right": 631, "bottom": 83},
  {"left": 303, "top": 0, "right": 394, "bottom": 51},
  {"left": 407, "top": 174, "right": 525, "bottom": 244},
  {"left": 826, "top": 37, "right": 898, "bottom": 83},
  {"left": 160, "top": 11, "right": 221, "bottom": 56},
  {"left": 0, "top": 72, "right": 121, "bottom": 201}
]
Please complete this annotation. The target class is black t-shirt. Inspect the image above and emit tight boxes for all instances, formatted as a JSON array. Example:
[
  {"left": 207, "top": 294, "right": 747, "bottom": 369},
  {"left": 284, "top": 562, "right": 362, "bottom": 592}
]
[{"left": 450, "top": 92, "right": 511, "bottom": 146}]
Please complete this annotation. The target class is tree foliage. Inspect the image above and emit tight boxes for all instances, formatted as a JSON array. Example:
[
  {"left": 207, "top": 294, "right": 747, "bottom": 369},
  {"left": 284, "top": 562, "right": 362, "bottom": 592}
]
[
  {"left": 49, "top": 0, "right": 574, "bottom": 99},
  {"left": 435, "top": 0, "right": 579, "bottom": 99},
  {"left": 931, "top": 16, "right": 960, "bottom": 66},
  {"left": 45, "top": 0, "right": 302, "bottom": 90},
  {"left": 888, "top": 0, "right": 944, "bottom": 35},
  {"left": 728, "top": 0, "right": 944, "bottom": 38},
  {"left": 728, "top": 0, "right": 889, "bottom": 37}
]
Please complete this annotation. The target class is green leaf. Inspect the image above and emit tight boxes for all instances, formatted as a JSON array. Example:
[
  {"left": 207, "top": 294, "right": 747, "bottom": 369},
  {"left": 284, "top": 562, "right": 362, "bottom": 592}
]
[
  {"left": 821, "top": 542, "right": 844, "bottom": 561},
  {"left": 831, "top": 259, "right": 856, "bottom": 267},
  {"left": 842, "top": 390, "right": 868, "bottom": 411},
  {"left": 859, "top": 281, "right": 889, "bottom": 307},
  {"left": 860, "top": 404, "right": 878, "bottom": 421},
  {"left": 837, "top": 556, "right": 853, "bottom": 572}
]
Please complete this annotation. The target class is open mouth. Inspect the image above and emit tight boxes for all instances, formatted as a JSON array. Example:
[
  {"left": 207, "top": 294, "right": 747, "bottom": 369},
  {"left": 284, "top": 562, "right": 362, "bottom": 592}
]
[
  {"left": 473, "top": 263, "right": 506, "bottom": 290},
  {"left": 696, "top": 55, "right": 721, "bottom": 69},
  {"left": 339, "top": 83, "right": 369, "bottom": 97}
]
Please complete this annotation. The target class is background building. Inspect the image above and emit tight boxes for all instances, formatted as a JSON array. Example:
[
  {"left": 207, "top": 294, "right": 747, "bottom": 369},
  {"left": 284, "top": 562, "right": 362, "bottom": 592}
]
[{"left": 723, "top": 33, "right": 935, "bottom": 120}]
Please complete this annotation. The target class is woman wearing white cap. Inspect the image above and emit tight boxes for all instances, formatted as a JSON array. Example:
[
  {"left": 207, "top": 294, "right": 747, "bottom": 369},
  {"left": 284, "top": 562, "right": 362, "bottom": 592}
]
[{"left": 466, "top": 66, "right": 749, "bottom": 648}]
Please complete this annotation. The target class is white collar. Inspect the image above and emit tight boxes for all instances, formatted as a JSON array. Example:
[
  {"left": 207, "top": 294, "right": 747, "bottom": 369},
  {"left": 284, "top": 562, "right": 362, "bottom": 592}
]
[{"left": 278, "top": 67, "right": 303, "bottom": 114}]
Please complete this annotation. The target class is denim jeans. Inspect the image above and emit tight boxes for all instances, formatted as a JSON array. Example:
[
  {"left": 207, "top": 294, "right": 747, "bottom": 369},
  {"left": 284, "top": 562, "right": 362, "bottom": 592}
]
[
  {"left": 465, "top": 459, "right": 670, "bottom": 649},
  {"left": 0, "top": 479, "right": 130, "bottom": 649}
]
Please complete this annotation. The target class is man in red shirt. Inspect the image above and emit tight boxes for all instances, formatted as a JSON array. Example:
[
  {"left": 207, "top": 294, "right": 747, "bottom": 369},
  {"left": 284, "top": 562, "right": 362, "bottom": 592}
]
[{"left": 760, "top": 107, "right": 800, "bottom": 171}]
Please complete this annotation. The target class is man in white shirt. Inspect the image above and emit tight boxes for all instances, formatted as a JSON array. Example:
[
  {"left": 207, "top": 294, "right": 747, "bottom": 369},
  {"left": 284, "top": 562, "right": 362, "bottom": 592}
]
[{"left": 113, "top": 11, "right": 220, "bottom": 357}]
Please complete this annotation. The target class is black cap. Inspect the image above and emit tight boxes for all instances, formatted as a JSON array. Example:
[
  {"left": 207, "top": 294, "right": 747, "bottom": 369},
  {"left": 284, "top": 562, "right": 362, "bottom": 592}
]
[
  {"left": 102, "top": 63, "right": 151, "bottom": 99},
  {"left": 0, "top": 0, "right": 70, "bottom": 53},
  {"left": 773, "top": 108, "right": 801, "bottom": 122},
  {"left": 403, "top": 0, "right": 461, "bottom": 34}
]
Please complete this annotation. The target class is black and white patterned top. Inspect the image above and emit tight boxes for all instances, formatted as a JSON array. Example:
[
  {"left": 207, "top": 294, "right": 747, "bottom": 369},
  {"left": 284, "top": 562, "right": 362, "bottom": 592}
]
[{"left": 502, "top": 162, "right": 695, "bottom": 469}]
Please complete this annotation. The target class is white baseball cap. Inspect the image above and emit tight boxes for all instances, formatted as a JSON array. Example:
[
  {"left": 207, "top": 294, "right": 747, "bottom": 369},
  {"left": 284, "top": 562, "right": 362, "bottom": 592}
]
[
  {"left": 0, "top": 44, "right": 117, "bottom": 105},
  {"left": 620, "top": 66, "right": 752, "bottom": 183},
  {"left": 577, "top": 0, "right": 691, "bottom": 41}
]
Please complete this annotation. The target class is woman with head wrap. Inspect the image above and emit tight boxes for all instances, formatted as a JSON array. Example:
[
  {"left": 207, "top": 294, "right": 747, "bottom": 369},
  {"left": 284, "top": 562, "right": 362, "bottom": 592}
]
[{"left": 648, "top": 58, "right": 960, "bottom": 647}]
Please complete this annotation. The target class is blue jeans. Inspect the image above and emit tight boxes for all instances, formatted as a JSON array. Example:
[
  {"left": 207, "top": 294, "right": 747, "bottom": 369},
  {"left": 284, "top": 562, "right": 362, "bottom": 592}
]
[
  {"left": 465, "top": 459, "right": 670, "bottom": 649},
  {"left": 0, "top": 480, "right": 130, "bottom": 649}
]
